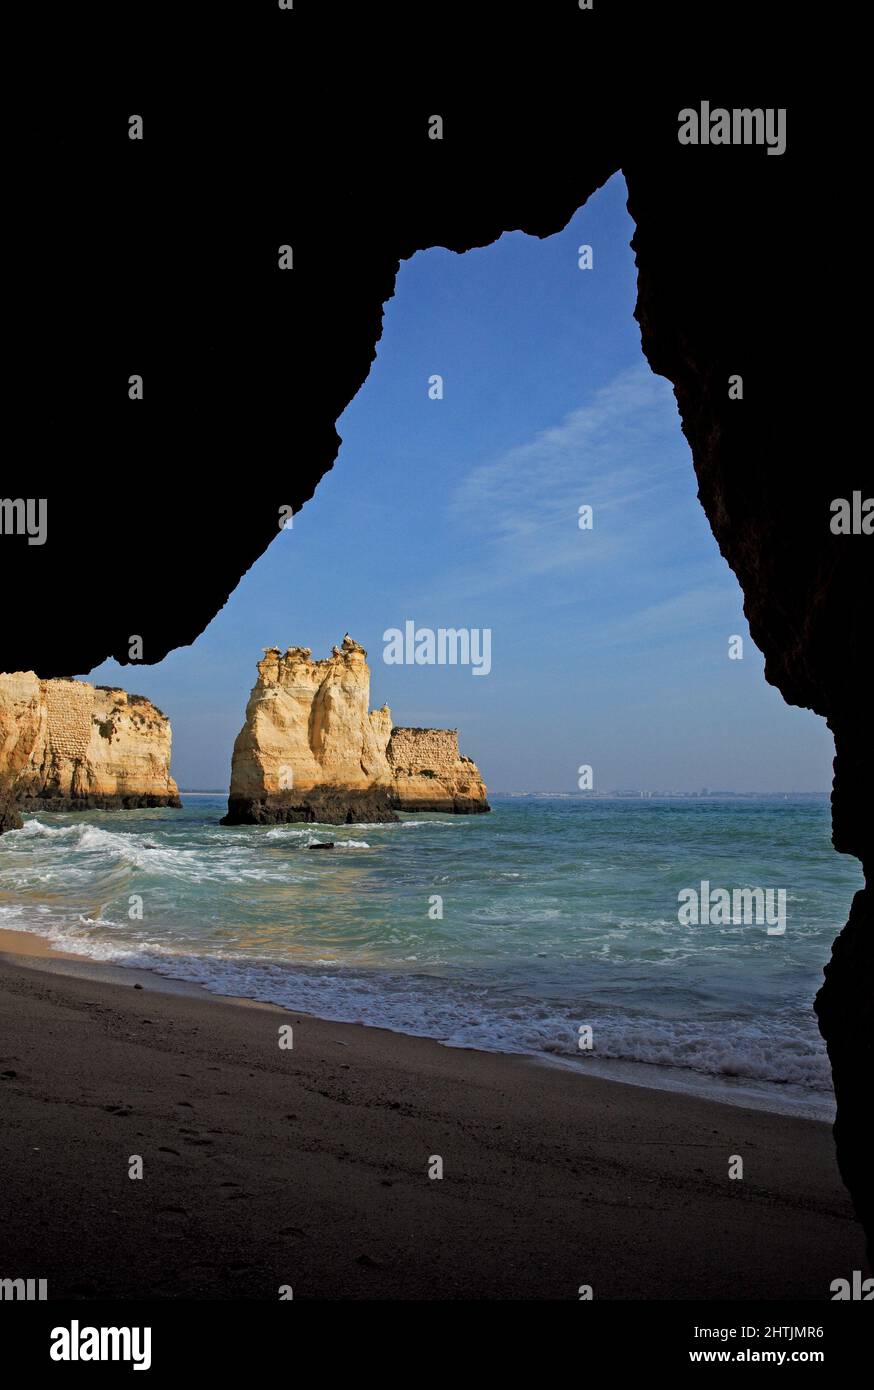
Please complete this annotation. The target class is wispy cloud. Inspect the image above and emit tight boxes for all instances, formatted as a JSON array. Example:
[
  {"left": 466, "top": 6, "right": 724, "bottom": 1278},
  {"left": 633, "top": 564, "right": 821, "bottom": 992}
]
[
  {"left": 592, "top": 582, "right": 741, "bottom": 649},
  {"left": 430, "top": 364, "right": 695, "bottom": 602}
]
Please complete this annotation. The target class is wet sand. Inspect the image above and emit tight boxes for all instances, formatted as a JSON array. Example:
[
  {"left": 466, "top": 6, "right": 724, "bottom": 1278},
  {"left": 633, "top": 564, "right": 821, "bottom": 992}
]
[{"left": 0, "top": 938, "right": 866, "bottom": 1300}]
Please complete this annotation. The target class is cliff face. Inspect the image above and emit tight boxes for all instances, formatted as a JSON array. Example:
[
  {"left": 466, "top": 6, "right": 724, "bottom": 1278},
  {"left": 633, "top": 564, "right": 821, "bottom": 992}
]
[
  {"left": 222, "top": 637, "right": 489, "bottom": 824},
  {"left": 387, "top": 728, "right": 489, "bottom": 814},
  {"left": 0, "top": 672, "right": 181, "bottom": 815}
]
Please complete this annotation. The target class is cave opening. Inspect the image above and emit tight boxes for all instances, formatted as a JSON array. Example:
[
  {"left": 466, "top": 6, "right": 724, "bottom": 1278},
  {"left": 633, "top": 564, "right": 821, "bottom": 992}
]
[
  {"left": 4, "top": 173, "right": 860, "bottom": 1126},
  {"left": 0, "top": 165, "right": 869, "bottom": 1280}
]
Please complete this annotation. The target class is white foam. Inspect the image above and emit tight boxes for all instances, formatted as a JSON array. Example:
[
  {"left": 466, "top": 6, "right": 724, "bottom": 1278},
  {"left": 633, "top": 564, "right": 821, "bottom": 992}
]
[
  {"left": 11, "top": 818, "right": 73, "bottom": 839},
  {"left": 0, "top": 801, "right": 845, "bottom": 1119},
  {"left": 14, "top": 919, "right": 830, "bottom": 1108}
]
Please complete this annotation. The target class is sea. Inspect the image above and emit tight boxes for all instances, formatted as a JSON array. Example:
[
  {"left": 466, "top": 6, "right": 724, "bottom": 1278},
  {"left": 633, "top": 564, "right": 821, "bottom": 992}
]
[{"left": 0, "top": 794, "right": 860, "bottom": 1120}]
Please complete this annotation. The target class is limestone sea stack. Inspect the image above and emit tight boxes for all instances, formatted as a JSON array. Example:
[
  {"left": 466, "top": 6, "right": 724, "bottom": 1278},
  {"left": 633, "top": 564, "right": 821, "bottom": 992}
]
[
  {"left": 386, "top": 726, "right": 489, "bottom": 813},
  {"left": 0, "top": 672, "right": 181, "bottom": 820},
  {"left": 222, "top": 636, "right": 489, "bottom": 825}
]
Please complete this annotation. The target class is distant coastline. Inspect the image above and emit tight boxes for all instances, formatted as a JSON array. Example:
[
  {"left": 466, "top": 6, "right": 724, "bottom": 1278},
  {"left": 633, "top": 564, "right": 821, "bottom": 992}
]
[
  {"left": 494, "top": 790, "right": 831, "bottom": 800},
  {"left": 179, "top": 788, "right": 832, "bottom": 806}
]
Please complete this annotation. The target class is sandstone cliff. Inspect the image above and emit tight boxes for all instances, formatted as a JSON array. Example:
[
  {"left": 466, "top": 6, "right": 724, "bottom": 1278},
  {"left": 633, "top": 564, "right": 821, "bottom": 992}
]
[
  {"left": 0, "top": 672, "right": 181, "bottom": 819},
  {"left": 387, "top": 727, "right": 489, "bottom": 814},
  {"left": 222, "top": 636, "right": 489, "bottom": 825}
]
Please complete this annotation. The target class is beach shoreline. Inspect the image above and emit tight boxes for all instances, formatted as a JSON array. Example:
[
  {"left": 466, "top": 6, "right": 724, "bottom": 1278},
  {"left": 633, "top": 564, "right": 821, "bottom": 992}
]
[
  {"left": 0, "top": 922, "right": 833, "bottom": 1124},
  {"left": 0, "top": 795, "right": 851, "bottom": 1129},
  {"left": 0, "top": 933, "right": 866, "bottom": 1300}
]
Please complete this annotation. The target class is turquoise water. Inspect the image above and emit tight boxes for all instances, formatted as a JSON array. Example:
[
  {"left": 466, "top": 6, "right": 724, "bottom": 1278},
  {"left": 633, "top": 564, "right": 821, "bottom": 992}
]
[{"left": 0, "top": 795, "right": 861, "bottom": 1116}]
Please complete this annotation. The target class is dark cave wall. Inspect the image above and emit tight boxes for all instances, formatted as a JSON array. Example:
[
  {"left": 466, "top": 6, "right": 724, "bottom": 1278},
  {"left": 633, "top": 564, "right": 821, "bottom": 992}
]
[
  {"left": 4, "top": 58, "right": 870, "bottom": 1248},
  {"left": 623, "top": 138, "right": 872, "bottom": 1249}
]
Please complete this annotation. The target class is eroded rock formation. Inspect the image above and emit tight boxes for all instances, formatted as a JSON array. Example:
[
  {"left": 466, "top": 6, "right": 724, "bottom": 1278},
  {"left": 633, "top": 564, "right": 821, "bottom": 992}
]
[
  {"left": 0, "top": 673, "right": 180, "bottom": 816},
  {"left": 387, "top": 727, "right": 489, "bottom": 814},
  {"left": 222, "top": 637, "right": 488, "bottom": 824}
]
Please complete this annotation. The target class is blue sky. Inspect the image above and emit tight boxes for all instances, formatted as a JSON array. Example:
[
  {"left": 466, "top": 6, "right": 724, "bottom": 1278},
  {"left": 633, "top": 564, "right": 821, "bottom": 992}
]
[{"left": 82, "top": 173, "right": 835, "bottom": 794}]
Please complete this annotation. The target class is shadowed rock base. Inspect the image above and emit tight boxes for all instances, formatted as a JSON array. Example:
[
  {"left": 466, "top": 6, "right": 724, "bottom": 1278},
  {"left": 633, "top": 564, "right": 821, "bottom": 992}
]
[
  {"left": 815, "top": 885, "right": 874, "bottom": 1264},
  {"left": 221, "top": 789, "right": 400, "bottom": 826},
  {"left": 18, "top": 793, "right": 182, "bottom": 812},
  {"left": 0, "top": 793, "right": 23, "bottom": 834},
  {"left": 392, "top": 796, "right": 491, "bottom": 815},
  {"left": 221, "top": 787, "right": 492, "bottom": 826}
]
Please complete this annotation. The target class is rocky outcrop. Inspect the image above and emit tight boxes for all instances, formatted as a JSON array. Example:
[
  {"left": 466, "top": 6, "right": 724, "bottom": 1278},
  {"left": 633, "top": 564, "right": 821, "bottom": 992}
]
[
  {"left": 0, "top": 782, "right": 22, "bottom": 834},
  {"left": 0, "top": 673, "right": 181, "bottom": 819},
  {"left": 387, "top": 727, "right": 489, "bottom": 814},
  {"left": 222, "top": 637, "right": 488, "bottom": 825}
]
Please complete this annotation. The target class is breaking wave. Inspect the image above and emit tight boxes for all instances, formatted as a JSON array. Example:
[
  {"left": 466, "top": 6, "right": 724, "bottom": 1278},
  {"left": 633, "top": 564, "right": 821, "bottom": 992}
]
[{"left": 0, "top": 794, "right": 859, "bottom": 1119}]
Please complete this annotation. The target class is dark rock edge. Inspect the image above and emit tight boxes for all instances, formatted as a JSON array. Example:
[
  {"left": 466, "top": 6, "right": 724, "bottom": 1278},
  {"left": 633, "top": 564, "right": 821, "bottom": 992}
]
[{"left": 221, "top": 789, "right": 491, "bottom": 826}]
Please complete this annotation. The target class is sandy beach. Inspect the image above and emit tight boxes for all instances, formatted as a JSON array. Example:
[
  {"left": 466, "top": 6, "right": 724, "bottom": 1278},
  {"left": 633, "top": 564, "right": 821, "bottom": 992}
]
[{"left": 0, "top": 929, "right": 866, "bottom": 1301}]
